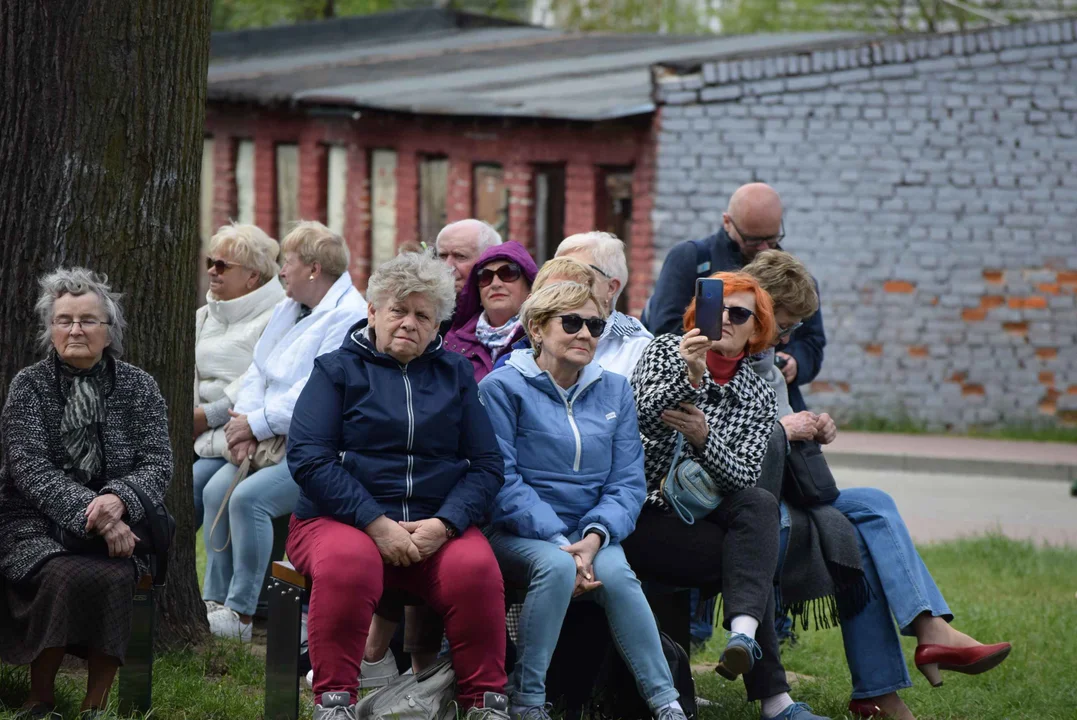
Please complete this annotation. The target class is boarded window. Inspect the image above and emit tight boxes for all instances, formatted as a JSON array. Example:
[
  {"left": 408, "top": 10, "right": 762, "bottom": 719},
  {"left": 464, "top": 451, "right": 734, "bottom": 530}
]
[
  {"left": 532, "top": 164, "right": 565, "bottom": 264},
  {"left": 597, "top": 167, "right": 634, "bottom": 312},
  {"left": 419, "top": 156, "right": 448, "bottom": 246},
  {"left": 370, "top": 149, "right": 398, "bottom": 272},
  {"left": 276, "top": 143, "right": 300, "bottom": 238},
  {"left": 326, "top": 146, "right": 348, "bottom": 236},
  {"left": 235, "top": 140, "right": 255, "bottom": 225},
  {"left": 198, "top": 138, "right": 216, "bottom": 303},
  {"left": 473, "top": 164, "right": 508, "bottom": 240}
]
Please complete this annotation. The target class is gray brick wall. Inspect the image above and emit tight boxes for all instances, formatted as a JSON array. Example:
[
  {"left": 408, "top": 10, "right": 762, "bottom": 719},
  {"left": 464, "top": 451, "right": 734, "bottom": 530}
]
[{"left": 651, "top": 18, "right": 1077, "bottom": 429}]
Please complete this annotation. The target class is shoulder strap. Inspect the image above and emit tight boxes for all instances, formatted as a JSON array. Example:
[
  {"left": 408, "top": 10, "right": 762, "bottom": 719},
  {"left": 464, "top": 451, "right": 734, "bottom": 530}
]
[{"left": 692, "top": 237, "right": 713, "bottom": 278}]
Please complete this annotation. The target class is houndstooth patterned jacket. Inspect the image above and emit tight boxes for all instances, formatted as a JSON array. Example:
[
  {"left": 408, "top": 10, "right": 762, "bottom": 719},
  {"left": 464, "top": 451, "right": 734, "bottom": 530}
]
[
  {"left": 630, "top": 334, "right": 777, "bottom": 508},
  {"left": 0, "top": 356, "right": 173, "bottom": 583}
]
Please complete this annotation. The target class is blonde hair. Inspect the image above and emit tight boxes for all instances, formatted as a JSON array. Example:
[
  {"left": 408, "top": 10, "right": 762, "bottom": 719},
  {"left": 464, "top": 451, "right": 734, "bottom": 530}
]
[
  {"left": 209, "top": 223, "right": 280, "bottom": 284},
  {"left": 532, "top": 257, "right": 597, "bottom": 293},
  {"left": 280, "top": 220, "right": 349, "bottom": 279},
  {"left": 742, "top": 250, "right": 818, "bottom": 320},
  {"left": 519, "top": 281, "right": 607, "bottom": 358}
]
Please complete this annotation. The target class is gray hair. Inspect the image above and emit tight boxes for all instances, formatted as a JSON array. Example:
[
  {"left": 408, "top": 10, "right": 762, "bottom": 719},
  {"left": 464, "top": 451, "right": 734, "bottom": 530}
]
[
  {"left": 435, "top": 219, "right": 502, "bottom": 256},
  {"left": 365, "top": 251, "right": 456, "bottom": 323},
  {"left": 209, "top": 222, "right": 280, "bottom": 283},
  {"left": 35, "top": 267, "right": 126, "bottom": 357},
  {"left": 555, "top": 232, "right": 629, "bottom": 307}
]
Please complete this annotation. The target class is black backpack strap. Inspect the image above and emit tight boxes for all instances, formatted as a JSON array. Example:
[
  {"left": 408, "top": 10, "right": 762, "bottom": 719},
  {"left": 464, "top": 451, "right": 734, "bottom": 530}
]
[
  {"left": 125, "top": 482, "right": 175, "bottom": 586},
  {"left": 692, "top": 237, "right": 713, "bottom": 278}
]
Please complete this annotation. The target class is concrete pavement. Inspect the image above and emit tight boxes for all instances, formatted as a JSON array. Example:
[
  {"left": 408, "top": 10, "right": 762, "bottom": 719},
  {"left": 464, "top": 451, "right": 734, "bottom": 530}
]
[
  {"left": 826, "top": 431, "right": 1077, "bottom": 482},
  {"left": 834, "top": 467, "right": 1077, "bottom": 546}
]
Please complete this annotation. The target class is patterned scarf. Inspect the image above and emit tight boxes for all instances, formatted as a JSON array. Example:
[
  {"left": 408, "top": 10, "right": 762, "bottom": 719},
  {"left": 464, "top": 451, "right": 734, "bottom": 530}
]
[
  {"left": 58, "top": 357, "right": 108, "bottom": 477},
  {"left": 476, "top": 312, "right": 521, "bottom": 360}
]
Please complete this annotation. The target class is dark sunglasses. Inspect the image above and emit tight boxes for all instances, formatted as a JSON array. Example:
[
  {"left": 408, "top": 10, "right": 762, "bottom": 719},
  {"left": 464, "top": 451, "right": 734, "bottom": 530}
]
[
  {"left": 729, "top": 218, "right": 785, "bottom": 247},
  {"left": 724, "top": 305, "right": 755, "bottom": 326},
  {"left": 477, "top": 263, "right": 523, "bottom": 288},
  {"left": 206, "top": 257, "right": 239, "bottom": 273},
  {"left": 558, "top": 314, "right": 607, "bottom": 337}
]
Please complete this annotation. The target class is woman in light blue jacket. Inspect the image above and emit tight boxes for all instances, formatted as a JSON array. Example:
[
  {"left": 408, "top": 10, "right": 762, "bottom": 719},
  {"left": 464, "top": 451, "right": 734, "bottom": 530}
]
[{"left": 479, "top": 282, "right": 686, "bottom": 720}]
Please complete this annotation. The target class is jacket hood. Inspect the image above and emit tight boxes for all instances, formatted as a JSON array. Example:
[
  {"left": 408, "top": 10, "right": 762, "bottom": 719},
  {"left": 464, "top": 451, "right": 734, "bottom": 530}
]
[
  {"left": 452, "top": 241, "right": 538, "bottom": 329},
  {"left": 505, "top": 348, "right": 604, "bottom": 402},
  {"left": 342, "top": 318, "right": 444, "bottom": 366}
]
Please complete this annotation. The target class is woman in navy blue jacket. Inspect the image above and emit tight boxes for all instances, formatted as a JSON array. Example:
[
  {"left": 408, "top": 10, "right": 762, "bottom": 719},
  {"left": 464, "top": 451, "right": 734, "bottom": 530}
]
[
  {"left": 479, "top": 282, "right": 687, "bottom": 720},
  {"left": 285, "top": 252, "right": 510, "bottom": 720}
]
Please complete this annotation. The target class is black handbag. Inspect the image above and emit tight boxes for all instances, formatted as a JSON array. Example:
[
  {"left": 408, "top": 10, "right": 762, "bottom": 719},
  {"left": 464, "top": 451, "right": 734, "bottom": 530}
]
[
  {"left": 50, "top": 481, "right": 175, "bottom": 586},
  {"left": 782, "top": 440, "right": 839, "bottom": 507}
]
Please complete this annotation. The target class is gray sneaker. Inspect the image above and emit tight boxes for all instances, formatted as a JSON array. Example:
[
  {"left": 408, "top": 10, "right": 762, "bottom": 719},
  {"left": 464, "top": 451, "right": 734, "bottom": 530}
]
[
  {"left": 655, "top": 706, "right": 688, "bottom": 720},
  {"left": 510, "top": 704, "right": 552, "bottom": 720},
  {"left": 465, "top": 692, "right": 511, "bottom": 720},
  {"left": 314, "top": 692, "right": 356, "bottom": 720}
]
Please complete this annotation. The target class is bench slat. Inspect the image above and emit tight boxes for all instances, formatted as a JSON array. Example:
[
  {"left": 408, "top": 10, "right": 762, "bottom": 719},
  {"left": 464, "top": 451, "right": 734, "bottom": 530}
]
[{"left": 271, "top": 561, "right": 308, "bottom": 589}]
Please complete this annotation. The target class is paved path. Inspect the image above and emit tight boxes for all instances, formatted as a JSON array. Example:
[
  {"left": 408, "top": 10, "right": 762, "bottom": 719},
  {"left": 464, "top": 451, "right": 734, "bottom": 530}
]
[{"left": 834, "top": 467, "right": 1077, "bottom": 546}]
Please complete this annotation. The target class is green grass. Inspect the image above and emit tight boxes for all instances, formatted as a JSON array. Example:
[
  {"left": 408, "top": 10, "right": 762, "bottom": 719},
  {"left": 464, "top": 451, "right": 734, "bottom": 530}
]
[
  {"left": 3, "top": 536, "right": 1076, "bottom": 719},
  {"left": 843, "top": 414, "right": 1077, "bottom": 444}
]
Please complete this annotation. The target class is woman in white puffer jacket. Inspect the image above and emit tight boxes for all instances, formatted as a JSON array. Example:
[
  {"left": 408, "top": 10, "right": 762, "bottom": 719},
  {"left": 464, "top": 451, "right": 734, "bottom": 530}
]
[{"left": 193, "top": 223, "right": 285, "bottom": 526}]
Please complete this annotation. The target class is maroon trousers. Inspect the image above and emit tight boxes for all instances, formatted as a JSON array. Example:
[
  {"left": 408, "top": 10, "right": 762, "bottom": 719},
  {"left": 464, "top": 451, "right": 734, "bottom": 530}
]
[{"left": 286, "top": 516, "right": 507, "bottom": 707}]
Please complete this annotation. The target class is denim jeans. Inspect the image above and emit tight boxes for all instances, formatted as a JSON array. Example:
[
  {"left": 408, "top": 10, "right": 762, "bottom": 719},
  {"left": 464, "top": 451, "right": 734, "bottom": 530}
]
[
  {"left": 830, "top": 487, "right": 952, "bottom": 699},
  {"left": 202, "top": 460, "right": 300, "bottom": 616},
  {"left": 193, "top": 456, "right": 228, "bottom": 530},
  {"left": 487, "top": 530, "right": 679, "bottom": 711}
]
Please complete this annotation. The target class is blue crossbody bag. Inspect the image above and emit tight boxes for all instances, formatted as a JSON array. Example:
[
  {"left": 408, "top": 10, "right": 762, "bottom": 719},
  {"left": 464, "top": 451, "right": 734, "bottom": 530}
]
[{"left": 660, "top": 432, "right": 723, "bottom": 525}]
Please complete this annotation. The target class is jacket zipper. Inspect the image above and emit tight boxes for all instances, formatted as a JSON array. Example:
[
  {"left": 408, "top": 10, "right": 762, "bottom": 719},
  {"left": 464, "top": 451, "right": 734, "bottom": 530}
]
[
  {"left": 563, "top": 397, "right": 582, "bottom": 472},
  {"left": 400, "top": 365, "right": 415, "bottom": 522}
]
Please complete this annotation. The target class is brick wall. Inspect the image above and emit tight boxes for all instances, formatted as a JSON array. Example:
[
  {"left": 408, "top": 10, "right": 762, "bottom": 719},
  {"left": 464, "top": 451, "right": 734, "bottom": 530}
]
[
  {"left": 652, "top": 19, "right": 1077, "bottom": 428},
  {"left": 204, "top": 109, "right": 657, "bottom": 313}
]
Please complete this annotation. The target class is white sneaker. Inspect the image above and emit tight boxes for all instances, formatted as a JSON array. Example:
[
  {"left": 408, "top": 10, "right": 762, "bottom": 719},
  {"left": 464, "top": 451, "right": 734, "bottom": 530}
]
[
  {"left": 205, "top": 600, "right": 226, "bottom": 616},
  {"left": 304, "top": 650, "right": 401, "bottom": 690},
  {"left": 208, "top": 608, "right": 252, "bottom": 642}
]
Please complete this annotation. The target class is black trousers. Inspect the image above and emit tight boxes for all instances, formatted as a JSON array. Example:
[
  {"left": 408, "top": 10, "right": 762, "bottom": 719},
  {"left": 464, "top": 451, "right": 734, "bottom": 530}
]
[{"left": 622, "top": 487, "right": 789, "bottom": 702}]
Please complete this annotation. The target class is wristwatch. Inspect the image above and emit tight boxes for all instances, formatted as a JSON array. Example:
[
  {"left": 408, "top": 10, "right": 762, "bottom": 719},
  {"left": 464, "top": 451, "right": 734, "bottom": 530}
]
[
  {"left": 436, "top": 517, "right": 459, "bottom": 539},
  {"left": 584, "top": 527, "right": 608, "bottom": 545}
]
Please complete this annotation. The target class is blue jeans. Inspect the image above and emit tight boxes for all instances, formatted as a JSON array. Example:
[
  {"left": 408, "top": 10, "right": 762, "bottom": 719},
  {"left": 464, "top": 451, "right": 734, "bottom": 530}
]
[
  {"left": 487, "top": 530, "right": 679, "bottom": 710},
  {"left": 193, "top": 457, "right": 228, "bottom": 530},
  {"left": 831, "top": 487, "right": 952, "bottom": 699},
  {"left": 202, "top": 461, "right": 300, "bottom": 616}
]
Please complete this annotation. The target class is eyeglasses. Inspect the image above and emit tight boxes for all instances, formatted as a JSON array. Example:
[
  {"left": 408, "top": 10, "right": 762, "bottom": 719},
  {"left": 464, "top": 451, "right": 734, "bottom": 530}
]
[
  {"left": 729, "top": 218, "right": 785, "bottom": 248},
  {"left": 206, "top": 257, "right": 239, "bottom": 273},
  {"left": 588, "top": 264, "right": 612, "bottom": 280},
  {"left": 777, "top": 320, "right": 804, "bottom": 338},
  {"left": 477, "top": 263, "right": 523, "bottom": 288},
  {"left": 724, "top": 306, "right": 755, "bottom": 326},
  {"left": 53, "top": 318, "right": 109, "bottom": 330},
  {"left": 557, "top": 314, "right": 607, "bottom": 337}
]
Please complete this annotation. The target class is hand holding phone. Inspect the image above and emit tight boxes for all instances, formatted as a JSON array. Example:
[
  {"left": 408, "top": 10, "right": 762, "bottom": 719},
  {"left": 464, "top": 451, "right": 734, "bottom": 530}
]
[{"left": 694, "top": 278, "right": 725, "bottom": 341}]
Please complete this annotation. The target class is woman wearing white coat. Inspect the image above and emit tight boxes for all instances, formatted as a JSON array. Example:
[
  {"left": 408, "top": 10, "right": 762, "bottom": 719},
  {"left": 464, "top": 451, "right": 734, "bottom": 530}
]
[
  {"left": 202, "top": 221, "right": 368, "bottom": 640},
  {"left": 193, "top": 224, "right": 285, "bottom": 526}
]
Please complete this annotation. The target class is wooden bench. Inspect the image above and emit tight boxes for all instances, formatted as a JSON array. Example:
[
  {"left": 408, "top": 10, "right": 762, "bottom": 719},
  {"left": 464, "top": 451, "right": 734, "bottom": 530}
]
[{"left": 0, "top": 572, "right": 156, "bottom": 716}]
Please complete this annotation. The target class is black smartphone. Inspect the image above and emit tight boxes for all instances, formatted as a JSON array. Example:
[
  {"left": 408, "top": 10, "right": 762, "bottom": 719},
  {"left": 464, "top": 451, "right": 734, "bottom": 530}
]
[{"left": 695, "top": 277, "right": 724, "bottom": 340}]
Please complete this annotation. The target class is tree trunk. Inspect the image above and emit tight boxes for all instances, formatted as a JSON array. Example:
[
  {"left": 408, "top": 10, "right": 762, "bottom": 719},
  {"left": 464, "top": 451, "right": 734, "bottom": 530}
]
[{"left": 0, "top": 1, "right": 212, "bottom": 649}]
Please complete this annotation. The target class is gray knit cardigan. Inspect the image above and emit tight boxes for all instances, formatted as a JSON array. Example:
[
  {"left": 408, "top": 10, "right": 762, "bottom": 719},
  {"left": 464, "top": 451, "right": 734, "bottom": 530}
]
[{"left": 0, "top": 356, "right": 173, "bottom": 583}]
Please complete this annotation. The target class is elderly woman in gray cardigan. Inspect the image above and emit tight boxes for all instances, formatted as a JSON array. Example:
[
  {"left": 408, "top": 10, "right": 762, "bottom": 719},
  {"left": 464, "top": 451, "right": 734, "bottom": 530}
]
[
  {"left": 744, "top": 251, "right": 1010, "bottom": 720},
  {"left": 0, "top": 268, "right": 172, "bottom": 718}
]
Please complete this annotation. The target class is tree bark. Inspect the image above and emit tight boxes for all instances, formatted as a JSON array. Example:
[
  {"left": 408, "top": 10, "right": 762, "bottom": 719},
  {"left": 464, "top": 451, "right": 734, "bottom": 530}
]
[{"left": 0, "top": 1, "right": 212, "bottom": 649}]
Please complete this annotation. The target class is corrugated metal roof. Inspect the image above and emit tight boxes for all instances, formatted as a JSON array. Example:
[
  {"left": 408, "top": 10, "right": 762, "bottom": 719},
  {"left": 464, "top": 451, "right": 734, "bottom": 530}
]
[{"left": 207, "top": 9, "right": 862, "bottom": 121}]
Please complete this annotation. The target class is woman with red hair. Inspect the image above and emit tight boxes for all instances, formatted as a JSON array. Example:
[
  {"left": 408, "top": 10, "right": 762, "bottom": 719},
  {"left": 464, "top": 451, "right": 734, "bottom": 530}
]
[{"left": 625, "top": 272, "right": 828, "bottom": 720}]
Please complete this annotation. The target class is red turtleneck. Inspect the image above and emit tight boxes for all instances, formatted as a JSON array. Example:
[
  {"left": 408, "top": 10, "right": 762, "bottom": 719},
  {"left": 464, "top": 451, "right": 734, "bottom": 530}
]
[{"left": 706, "top": 350, "right": 744, "bottom": 385}]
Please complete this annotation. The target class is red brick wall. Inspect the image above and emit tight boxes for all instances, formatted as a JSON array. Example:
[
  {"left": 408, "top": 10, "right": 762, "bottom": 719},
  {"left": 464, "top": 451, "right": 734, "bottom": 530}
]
[{"left": 204, "top": 107, "right": 657, "bottom": 312}]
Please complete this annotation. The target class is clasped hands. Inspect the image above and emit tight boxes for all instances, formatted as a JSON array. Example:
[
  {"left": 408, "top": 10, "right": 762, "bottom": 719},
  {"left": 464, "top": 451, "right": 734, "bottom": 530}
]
[
  {"left": 224, "top": 409, "right": 257, "bottom": 464},
  {"left": 84, "top": 493, "right": 139, "bottom": 558},
  {"left": 366, "top": 515, "right": 451, "bottom": 567},
  {"left": 561, "top": 534, "right": 603, "bottom": 598}
]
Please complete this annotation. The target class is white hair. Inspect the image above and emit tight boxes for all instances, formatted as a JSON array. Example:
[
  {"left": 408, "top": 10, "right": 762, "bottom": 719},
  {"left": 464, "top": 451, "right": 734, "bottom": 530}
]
[
  {"left": 35, "top": 267, "right": 126, "bottom": 357},
  {"left": 365, "top": 251, "right": 457, "bottom": 323},
  {"left": 434, "top": 219, "right": 502, "bottom": 256},
  {"left": 555, "top": 232, "right": 629, "bottom": 306}
]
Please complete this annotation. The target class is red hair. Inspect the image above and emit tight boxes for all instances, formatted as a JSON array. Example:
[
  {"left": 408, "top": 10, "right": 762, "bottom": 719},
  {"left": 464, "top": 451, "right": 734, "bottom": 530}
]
[{"left": 682, "top": 272, "right": 776, "bottom": 356}]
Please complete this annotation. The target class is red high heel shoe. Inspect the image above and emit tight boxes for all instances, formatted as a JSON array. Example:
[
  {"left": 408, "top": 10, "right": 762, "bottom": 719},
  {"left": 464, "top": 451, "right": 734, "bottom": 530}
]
[
  {"left": 914, "top": 642, "right": 1012, "bottom": 687},
  {"left": 847, "top": 699, "right": 888, "bottom": 718}
]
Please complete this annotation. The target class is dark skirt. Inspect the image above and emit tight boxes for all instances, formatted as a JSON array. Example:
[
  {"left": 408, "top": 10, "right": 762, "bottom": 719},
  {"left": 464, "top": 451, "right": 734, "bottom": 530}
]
[{"left": 0, "top": 554, "right": 137, "bottom": 665}]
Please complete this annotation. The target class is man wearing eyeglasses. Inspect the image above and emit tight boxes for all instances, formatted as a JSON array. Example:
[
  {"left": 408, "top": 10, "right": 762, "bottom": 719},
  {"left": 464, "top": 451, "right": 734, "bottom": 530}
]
[{"left": 643, "top": 182, "right": 825, "bottom": 413}]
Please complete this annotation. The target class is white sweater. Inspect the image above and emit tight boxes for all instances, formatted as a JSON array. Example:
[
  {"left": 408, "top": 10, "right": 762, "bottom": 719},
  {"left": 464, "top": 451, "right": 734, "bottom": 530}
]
[
  {"left": 593, "top": 311, "right": 654, "bottom": 378},
  {"left": 234, "top": 272, "right": 368, "bottom": 442},
  {"left": 194, "top": 277, "right": 285, "bottom": 458}
]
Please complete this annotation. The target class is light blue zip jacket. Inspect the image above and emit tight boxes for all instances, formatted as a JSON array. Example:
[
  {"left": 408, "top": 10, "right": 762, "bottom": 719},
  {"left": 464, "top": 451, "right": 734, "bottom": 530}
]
[{"left": 478, "top": 349, "right": 646, "bottom": 545}]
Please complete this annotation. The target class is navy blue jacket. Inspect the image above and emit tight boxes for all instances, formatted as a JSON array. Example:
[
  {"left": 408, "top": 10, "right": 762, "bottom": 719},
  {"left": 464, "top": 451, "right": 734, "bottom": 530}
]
[
  {"left": 646, "top": 228, "right": 826, "bottom": 412},
  {"left": 287, "top": 320, "right": 505, "bottom": 533}
]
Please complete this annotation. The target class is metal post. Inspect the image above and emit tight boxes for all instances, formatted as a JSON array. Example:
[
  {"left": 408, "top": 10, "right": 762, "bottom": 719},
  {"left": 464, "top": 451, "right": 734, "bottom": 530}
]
[
  {"left": 265, "top": 578, "right": 306, "bottom": 720},
  {"left": 118, "top": 576, "right": 155, "bottom": 715}
]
